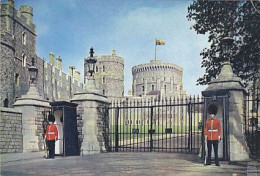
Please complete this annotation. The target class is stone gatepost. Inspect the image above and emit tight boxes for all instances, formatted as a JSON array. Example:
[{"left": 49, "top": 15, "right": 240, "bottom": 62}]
[
  {"left": 71, "top": 48, "right": 109, "bottom": 155},
  {"left": 202, "top": 61, "right": 249, "bottom": 161},
  {"left": 71, "top": 84, "right": 109, "bottom": 155},
  {"left": 13, "top": 84, "right": 50, "bottom": 152}
]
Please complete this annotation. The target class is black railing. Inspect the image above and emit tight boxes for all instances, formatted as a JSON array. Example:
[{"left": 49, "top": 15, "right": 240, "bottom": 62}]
[
  {"left": 106, "top": 96, "right": 204, "bottom": 154},
  {"left": 244, "top": 88, "right": 260, "bottom": 159}
]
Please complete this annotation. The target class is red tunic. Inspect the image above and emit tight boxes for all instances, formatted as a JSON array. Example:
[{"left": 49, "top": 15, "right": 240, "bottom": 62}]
[
  {"left": 204, "top": 118, "right": 221, "bottom": 141},
  {"left": 45, "top": 124, "right": 58, "bottom": 141}
]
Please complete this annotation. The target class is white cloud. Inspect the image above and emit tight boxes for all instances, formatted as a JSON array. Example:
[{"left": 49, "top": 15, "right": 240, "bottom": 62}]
[{"left": 109, "top": 5, "right": 210, "bottom": 95}]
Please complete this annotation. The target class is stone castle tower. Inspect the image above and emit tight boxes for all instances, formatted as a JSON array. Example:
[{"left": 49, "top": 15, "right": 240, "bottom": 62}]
[
  {"left": 0, "top": 0, "right": 84, "bottom": 107},
  {"left": 0, "top": 0, "right": 36, "bottom": 107},
  {"left": 132, "top": 60, "right": 186, "bottom": 97},
  {"left": 84, "top": 50, "right": 124, "bottom": 99}
]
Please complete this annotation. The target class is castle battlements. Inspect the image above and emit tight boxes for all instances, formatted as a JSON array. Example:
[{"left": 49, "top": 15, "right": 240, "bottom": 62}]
[
  {"left": 132, "top": 59, "right": 185, "bottom": 97},
  {"left": 0, "top": 1, "right": 35, "bottom": 34},
  {"left": 132, "top": 59, "right": 183, "bottom": 75}
]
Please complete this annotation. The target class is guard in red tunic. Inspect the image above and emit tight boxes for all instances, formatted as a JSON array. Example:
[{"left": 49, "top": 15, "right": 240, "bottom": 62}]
[
  {"left": 204, "top": 113, "right": 221, "bottom": 166},
  {"left": 45, "top": 114, "right": 58, "bottom": 159}
]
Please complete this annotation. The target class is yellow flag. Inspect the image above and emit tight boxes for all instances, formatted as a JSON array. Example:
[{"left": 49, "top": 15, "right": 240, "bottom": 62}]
[{"left": 156, "top": 39, "right": 165, "bottom": 45}]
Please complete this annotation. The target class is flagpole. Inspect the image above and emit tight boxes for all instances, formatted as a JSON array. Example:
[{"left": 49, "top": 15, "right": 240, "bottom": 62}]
[{"left": 155, "top": 39, "right": 157, "bottom": 60}]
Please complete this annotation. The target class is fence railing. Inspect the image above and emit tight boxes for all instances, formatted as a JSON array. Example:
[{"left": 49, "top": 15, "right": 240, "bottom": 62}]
[
  {"left": 244, "top": 88, "right": 260, "bottom": 159},
  {"left": 105, "top": 96, "right": 204, "bottom": 154}
]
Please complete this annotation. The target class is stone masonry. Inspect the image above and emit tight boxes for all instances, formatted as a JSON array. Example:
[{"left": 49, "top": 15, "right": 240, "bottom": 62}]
[
  {"left": 132, "top": 60, "right": 186, "bottom": 97},
  {"left": 84, "top": 50, "right": 124, "bottom": 99},
  {"left": 0, "top": 1, "right": 84, "bottom": 108},
  {"left": 0, "top": 107, "right": 23, "bottom": 153}
]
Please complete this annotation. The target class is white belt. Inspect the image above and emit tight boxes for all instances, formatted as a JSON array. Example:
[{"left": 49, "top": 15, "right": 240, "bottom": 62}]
[
  {"left": 208, "top": 130, "right": 218, "bottom": 132},
  {"left": 48, "top": 132, "right": 55, "bottom": 134}
]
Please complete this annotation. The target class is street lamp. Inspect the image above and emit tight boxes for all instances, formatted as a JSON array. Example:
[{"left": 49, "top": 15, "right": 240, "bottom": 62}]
[
  {"left": 28, "top": 57, "right": 38, "bottom": 85},
  {"left": 220, "top": 36, "right": 234, "bottom": 61},
  {"left": 85, "top": 47, "right": 97, "bottom": 77},
  {"left": 84, "top": 48, "right": 99, "bottom": 92}
]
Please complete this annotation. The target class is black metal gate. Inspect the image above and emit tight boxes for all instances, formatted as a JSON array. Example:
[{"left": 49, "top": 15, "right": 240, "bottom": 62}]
[
  {"left": 105, "top": 96, "right": 204, "bottom": 154},
  {"left": 244, "top": 88, "right": 260, "bottom": 159}
]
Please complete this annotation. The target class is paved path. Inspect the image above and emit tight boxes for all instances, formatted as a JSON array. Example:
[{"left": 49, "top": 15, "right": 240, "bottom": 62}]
[{"left": 1, "top": 152, "right": 259, "bottom": 176}]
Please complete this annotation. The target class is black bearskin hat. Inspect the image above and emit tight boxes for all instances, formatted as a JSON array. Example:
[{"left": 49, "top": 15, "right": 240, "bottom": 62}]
[
  {"left": 208, "top": 104, "right": 218, "bottom": 115},
  {"left": 48, "top": 114, "right": 55, "bottom": 122}
]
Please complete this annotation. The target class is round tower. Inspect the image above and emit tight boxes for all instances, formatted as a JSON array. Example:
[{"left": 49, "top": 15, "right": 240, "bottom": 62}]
[
  {"left": 132, "top": 60, "right": 185, "bottom": 97},
  {"left": 84, "top": 50, "right": 124, "bottom": 98},
  {"left": 19, "top": 5, "right": 33, "bottom": 24}
]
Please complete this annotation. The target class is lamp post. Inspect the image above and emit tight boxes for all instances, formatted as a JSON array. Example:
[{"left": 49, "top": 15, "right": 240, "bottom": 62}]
[
  {"left": 28, "top": 57, "right": 38, "bottom": 85},
  {"left": 220, "top": 36, "right": 234, "bottom": 61},
  {"left": 85, "top": 48, "right": 98, "bottom": 92},
  {"left": 86, "top": 47, "right": 97, "bottom": 77}
]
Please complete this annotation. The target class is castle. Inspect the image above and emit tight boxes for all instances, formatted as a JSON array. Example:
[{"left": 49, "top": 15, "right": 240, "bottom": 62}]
[
  {"left": 1, "top": 1, "right": 255, "bottom": 162},
  {"left": 0, "top": 0, "right": 185, "bottom": 108}
]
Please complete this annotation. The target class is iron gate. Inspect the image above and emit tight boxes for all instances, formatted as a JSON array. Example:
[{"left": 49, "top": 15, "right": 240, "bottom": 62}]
[
  {"left": 105, "top": 96, "right": 204, "bottom": 154},
  {"left": 244, "top": 88, "right": 260, "bottom": 159}
]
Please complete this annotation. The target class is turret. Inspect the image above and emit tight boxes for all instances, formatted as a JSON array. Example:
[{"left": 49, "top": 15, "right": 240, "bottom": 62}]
[
  {"left": 56, "top": 56, "right": 62, "bottom": 70},
  {"left": 8, "top": 0, "right": 14, "bottom": 6},
  {"left": 49, "top": 52, "right": 55, "bottom": 66},
  {"left": 69, "top": 66, "right": 75, "bottom": 77},
  {"left": 19, "top": 5, "right": 33, "bottom": 24},
  {"left": 75, "top": 70, "right": 81, "bottom": 82}
]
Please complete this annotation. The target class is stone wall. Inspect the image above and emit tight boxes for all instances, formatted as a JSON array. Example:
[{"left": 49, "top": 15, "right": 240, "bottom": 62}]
[
  {"left": 0, "top": 1, "right": 36, "bottom": 107},
  {"left": 37, "top": 57, "right": 84, "bottom": 102},
  {"left": 0, "top": 1, "right": 84, "bottom": 107},
  {"left": 35, "top": 106, "right": 51, "bottom": 151},
  {"left": 84, "top": 51, "right": 124, "bottom": 98},
  {"left": 0, "top": 107, "right": 23, "bottom": 153},
  {"left": 75, "top": 102, "right": 84, "bottom": 152},
  {"left": 132, "top": 60, "right": 185, "bottom": 97}
]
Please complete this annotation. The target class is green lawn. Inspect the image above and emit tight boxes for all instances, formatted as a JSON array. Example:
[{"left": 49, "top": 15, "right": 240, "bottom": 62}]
[{"left": 108, "top": 125, "right": 200, "bottom": 141}]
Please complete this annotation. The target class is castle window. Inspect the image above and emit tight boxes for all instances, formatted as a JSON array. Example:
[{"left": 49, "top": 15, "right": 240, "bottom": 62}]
[
  {"left": 102, "top": 77, "right": 106, "bottom": 84},
  {"left": 22, "top": 32, "right": 26, "bottom": 45},
  {"left": 103, "top": 65, "right": 105, "bottom": 72},
  {"left": 4, "top": 98, "right": 9, "bottom": 108},
  {"left": 15, "top": 73, "right": 19, "bottom": 86},
  {"left": 22, "top": 54, "right": 26, "bottom": 67},
  {"left": 142, "top": 86, "right": 145, "bottom": 92},
  {"left": 164, "top": 85, "right": 167, "bottom": 92},
  {"left": 152, "top": 85, "right": 154, "bottom": 91},
  {"left": 103, "top": 89, "right": 105, "bottom": 95},
  {"left": 96, "top": 66, "right": 99, "bottom": 73}
]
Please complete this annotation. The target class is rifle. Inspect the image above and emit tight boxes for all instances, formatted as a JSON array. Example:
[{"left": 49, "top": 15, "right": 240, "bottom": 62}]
[
  {"left": 43, "top": 134, "right": 49, "bottom": 159},
  {"left": 204, "top": 140, "right": 208, "bottom": 165}
]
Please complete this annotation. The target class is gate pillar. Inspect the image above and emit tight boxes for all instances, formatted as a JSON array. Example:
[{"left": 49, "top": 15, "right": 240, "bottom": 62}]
[
  {"left": 71, "top": 90, "right": 109, "bottom": 155},
  {"left": 13, "top": 84, "right": 50, "bottom": 152},
  {"left": 202, "top": 61, "right": 249, "bottom": 161}
]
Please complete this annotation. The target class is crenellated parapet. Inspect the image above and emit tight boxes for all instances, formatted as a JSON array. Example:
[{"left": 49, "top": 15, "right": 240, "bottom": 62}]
[
  {"left": 132, "top": 60, "right": 183, "bottom": 75},
  {"left": 132, "top": 59, "right": 185, "bottom": 97},
  {"left": 0, "top": 2, "right": 35, "bottom": 34},
  {"left": 19, "top": 5, "right": 33, "bottom": 25},
  {"left": 37, "top": 52, "right": 84, "bottom": 101}
]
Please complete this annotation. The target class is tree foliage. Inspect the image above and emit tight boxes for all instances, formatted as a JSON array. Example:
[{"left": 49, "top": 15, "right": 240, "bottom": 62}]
[{"left": 187, "top": 1, "right": 260, "bottom": 87}]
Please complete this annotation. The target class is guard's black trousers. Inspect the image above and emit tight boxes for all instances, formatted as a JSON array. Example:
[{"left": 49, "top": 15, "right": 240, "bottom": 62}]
[
  {"left": 207, "top": 140, "right": 219, "bottom": 165},
  {"left": 47, "top": 140, "right": 55, "bottom": 158}
]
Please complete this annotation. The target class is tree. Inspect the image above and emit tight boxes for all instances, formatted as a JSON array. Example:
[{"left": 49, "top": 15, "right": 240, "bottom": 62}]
[{"left": 187, "top": 1, "right": 260, "bottom": 88}]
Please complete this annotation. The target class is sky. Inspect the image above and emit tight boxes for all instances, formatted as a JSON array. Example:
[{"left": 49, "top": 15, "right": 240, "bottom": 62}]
[{"left": 14, "top": 0, "right": 209, "bottom": 96}]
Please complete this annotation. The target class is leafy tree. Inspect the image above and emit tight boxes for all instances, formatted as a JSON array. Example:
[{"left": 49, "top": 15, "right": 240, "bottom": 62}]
[{"left": 187, "top": 1, "right": 260, "bottom": 88}]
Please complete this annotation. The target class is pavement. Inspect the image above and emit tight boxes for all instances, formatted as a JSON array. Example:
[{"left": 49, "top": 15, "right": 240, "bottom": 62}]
[{"left": 0, "top": 151, "right": 259, "bottom": 176}]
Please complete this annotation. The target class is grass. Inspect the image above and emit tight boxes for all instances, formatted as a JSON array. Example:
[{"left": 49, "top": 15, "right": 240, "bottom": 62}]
[{"left": 108, "top": 125, "right": 201, "bottom": 141}]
